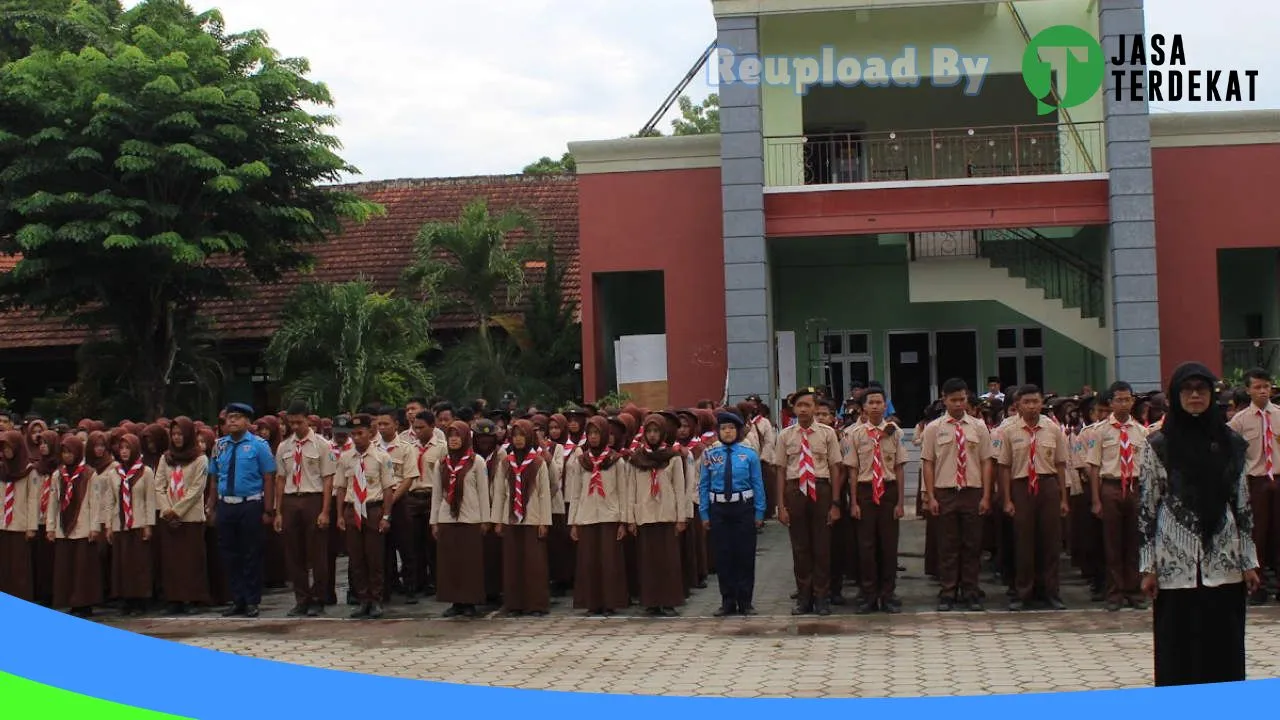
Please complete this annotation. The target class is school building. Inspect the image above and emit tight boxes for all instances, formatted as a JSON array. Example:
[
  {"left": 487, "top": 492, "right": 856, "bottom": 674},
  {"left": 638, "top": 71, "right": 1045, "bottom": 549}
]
[{"left": 570, "top": 0, "right": 1280, "bottom": 426}]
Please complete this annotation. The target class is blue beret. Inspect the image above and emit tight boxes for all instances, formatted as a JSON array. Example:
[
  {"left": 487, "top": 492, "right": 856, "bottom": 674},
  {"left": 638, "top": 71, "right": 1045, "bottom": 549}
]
[
  {"left": 715, "top": 411, "right": 744, "bottom": 427},
  {"left": 224, "top": 402, "right": 254, "bottom": 417}
]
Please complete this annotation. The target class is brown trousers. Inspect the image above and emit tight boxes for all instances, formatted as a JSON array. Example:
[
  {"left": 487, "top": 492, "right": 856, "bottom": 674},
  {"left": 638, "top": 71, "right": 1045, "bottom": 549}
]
[
  {"left": 855, "top": 481, "right": 900, "bottom": 602},
  {"left": 1011, "top": 475, "right": 1063, "bottom": 602},
  {"left": 343, "top": 501, "right": 385, "bottom": 604},
  {"left": 829, "top": 484, "right": 854, "bottom": 596},
  {"left": 936, "top": 487, "right": 983, "bottom": 600},
  {"left": 281, "top": 493, "right": 329, "bottom": 606},
  {"left": 384, "top": 495, "right": 415, "bottom": 600},
  {"left": 784, "top": 479, "right": 832, "bottom": 604},
  {"left": 324, "top": 501, "right": 343, "bottom": 605},
  {"left": 403, "top": 491, "right": 435, "bottom": 593},
  {"left": 1075, "top": 479, "right": 1104, "bottom": 588},
  {"left": 1100, "top": 479, "right": 1141, "bottom": 603},
  {"left": 1249, "top": 476, "right": 1273, "bottom": 571}
]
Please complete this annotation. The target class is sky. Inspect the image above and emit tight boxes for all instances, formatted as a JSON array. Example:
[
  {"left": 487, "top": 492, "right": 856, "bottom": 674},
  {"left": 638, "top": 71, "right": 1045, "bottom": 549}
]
[{"left": 134, "top": 0, "right": 1280, "bottom": 182}]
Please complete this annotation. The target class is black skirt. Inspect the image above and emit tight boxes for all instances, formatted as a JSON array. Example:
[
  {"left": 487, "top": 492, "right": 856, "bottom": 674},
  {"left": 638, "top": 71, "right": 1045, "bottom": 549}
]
[{"left": 1153, "top": 582, "right": 1247, "bottom": 686}]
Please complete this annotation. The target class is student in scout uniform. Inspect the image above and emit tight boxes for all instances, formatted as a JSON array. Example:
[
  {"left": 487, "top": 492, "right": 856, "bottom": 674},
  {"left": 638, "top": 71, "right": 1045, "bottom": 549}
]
[
  {"left": 771, "top": 387, "right": 844, "bottom": 616},
  {"left": 1076, "top": 394, "right": 1110, "bottom": 601},
  {"left": 374, "top": 405, "right": 419, "bottom": 603},
  {"left": 675, "top": 409, "right": 712, "bottom": 595},
  {"left": 1227, "top": 367, "right": 1280, "bottom": 605},
  {"left": 333, "top": 414, "right": 394, "bottom": 619},
  {"left": 31, "top": 430, "right": 60, "bottom": 605},
  {"left": 153, "top": 418, "right": 208, "bottom": 615},
  {"left": 197, "top": 426, "right": 231, "bottom": 609},
  {"left": 432, "top": 420, "right": 490, "bottom": 618},
  {"left": 490, "top": 419, "right": 552, "bottom": 616},
  {"left": 253, "top": 416, "right": 287, "bottom": 592},
  {"left": 568, "top": 415, "right": 631, "bottom": 616},
  {"left": 740, "top": 394, "right": 777, "bottom": 520},
  {"left": 844, "top": 387, "right": 909, "bottom": 614},
  {"left": 209, "top": 402, "right": 277, "bottom": 619},
  {"left": 472, "top": 419, "right": 505, "bottom": 606},
  {"left": 325, "top": 416, "right": 354, "bottom": 606},
  {"left": 997, "top": 385, "right": 1071, "bottom": 611},
  {"left": 699, "top": 411, "right": 765, "bottom": 616},
  {"left": 274, "top": 400, "right": 337, "bottom": 617},
  {"left": 1086, "top": 381, "right": 1149, "bottom": 611},
  {"left": 104, "top": 434, "right": 155, "bottom": 616},
  {"left": 0, "top": 430, "right": 39, "bottom": 602},
  {"left": 546, "top": 412, "right": 576, "bottom": 596},
  {"left": 608, "top": 413, "right": 642, "bottom": 603},
  {"left": 47, "top": 435, "right": 105, "bottom": 617},
  {"left": 920, "top": 380, "right": 993, "bottom": 612},
  {"left": 85, "top": 431, "right": 115, "bottom": 608},
  {"left": 816, "top": 399, "right": 852, "bottom": 606},
  {"left": 627, "top": 414, "right": 687, "bottom": 617},
  {"left": 405, "top": 410, "right": 444, "bottom": 600}
]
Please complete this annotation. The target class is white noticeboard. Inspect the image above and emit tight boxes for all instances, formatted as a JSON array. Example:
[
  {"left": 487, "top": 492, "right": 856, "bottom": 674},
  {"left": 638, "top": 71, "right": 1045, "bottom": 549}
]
[{"left": 615, "top": 334, "right": 668, "bottom": 386}]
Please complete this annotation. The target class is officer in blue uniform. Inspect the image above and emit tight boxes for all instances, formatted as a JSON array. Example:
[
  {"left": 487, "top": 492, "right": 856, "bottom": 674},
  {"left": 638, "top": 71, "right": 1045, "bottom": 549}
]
[
  {"left": 209, "top": 402, "right": 278, "bottom": 618},
  {"left": 699, "top": 411, "right": 766, "bottom": 617}
]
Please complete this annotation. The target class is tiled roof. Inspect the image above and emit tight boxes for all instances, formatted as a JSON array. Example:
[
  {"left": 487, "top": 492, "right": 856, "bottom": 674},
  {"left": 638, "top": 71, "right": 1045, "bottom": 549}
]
[{"left": 0, "top": 174, "right": 580, "bottom": 350}]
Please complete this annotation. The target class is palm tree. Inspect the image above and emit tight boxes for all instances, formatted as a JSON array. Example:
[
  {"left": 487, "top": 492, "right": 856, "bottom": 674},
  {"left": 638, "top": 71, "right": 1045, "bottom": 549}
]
[{"left": 265, "top": 280, "right": 434, "bottom": 415}]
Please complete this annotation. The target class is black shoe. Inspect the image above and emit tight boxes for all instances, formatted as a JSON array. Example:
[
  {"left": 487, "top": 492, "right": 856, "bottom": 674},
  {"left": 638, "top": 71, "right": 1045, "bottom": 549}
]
[
  {"left": 1128, "top": 597, "right": 1149, "bottom": 611},
  {"left": 897, "top": 565, "right": 907, "bottom": 572},
  {"left": 1008, "top": 600, "right": 1025, "bottom": 612},
  {"left": 967, "top": 598, "right": 985, "bottom": 612},
  {"left": 245, "top": 605, "right": 260, "bottom": 618},
  {"left": 462, "top": 605, "right": 478, "bottom": 617},
  {"left": 883, "top": 597, "right": 903, "bottom": 614},
  {"left": 346, "top": 591, "right": 358, "bottom": 606},
  {"left": 1048, "top": 597, "right": 1067, "bottom": 611},
  {"left": 694, "top": 581, "right": 707, "bottom": 590},
  {"left": 791, "top": 601, "right": 812, "bottom": 616},
  {"left": 307, "top": 605, "right": 324, "bottom": 617},
  {"left": 287, "top": 604, "right": 308, "bottom": 618},
  {"left": 529, "top": 610, "right": 547, "bottom": 617},
  {"left": 350, "top": 604, "right": 370, "bottom": 619},
  {"left": 167, "top": 602, "right": 187, "bottom": 616},
  {"left": 404, "top": 593, "right": 418, "bottom": 605},
  {"left": 739, "top": 604, "right": 757, "bottom": 616},
  {"left": 829, "top": 594, "right": 846, "bottom": 606},
  {"left": 369, "top": 603, "right": 385, "bottom": 619},
  {"left": 222, "top": 604, "right": 247, "bottom": 618},
  {"left": 660, "top": 607, "right": 679, "bottom": 617},
  {"left": 789, "top": 591, "right": 799, "bottom": 600},
  {"left": 713, "top": 605, "right": 735, "bottom": 617},
  {"left": 855, "top": 601, "right": 877, "bottom": 615},
  {"left": 937, "top": 599, "right": 954, "bottom": 612},
  {"left": 442, "top": 604, "right": 462, "bottom": 618},
  {"left": 815, "top": 600, "right": 831, "bottom": 617},
  {"left": 1105, "top": 601, "right": 1122, "bottom": 612}
]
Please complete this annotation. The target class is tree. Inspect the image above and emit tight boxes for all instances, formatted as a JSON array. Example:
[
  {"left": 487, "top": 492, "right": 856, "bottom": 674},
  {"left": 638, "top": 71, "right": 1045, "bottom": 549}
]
[
  {"left": 0, "top": 0, "right": 381, "bottom": 418},
  {"left": 265, "top": 280, "right": 433, "bottom": 416},
  {"left": 522, "top": 151, "right": 575, "bottom": 176},
  {"left": 493, "top": 236, "right": 581, "bottom": 404},
  {"left": 671, "top": 93, "right": 719, "bottom": 135}
]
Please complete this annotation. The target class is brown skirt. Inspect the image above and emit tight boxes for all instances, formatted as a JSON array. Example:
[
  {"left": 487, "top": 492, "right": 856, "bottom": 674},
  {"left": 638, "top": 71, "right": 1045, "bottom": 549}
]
[
  {"left": 32, "top": 527, "right": 54, "bottom": 604},
  {"left": 483, "top": 530, "right": 503, "bottom": 601},
  {"left": 573, "top": 523, "right": 628, "bottom": 611},
  {"left": 53, "top": 538, "right": 103, "bottom": 609},
  {"left": 502, "top": 525, "right": 549, "bottom": 612},
  {"left": 436, "top": 523, "right": 485, "bottom": 605},
  {"left": 204, "top": 525, "right": 230, "bottom": 605},
  {"left": 161, "top": 522, "right": 208, "bottom": 604},
  {"left": 0, "top": 531, "right": 33, "bottom": 601},
  {"left": 548, "top": 511, "right": 575, "bottom": 585},
  {"left": 680, "top": 517, "right": 698, "bottom": 594},
  {"left": 111, "top": 528, "right": 154, "bottom": 599},
  {"left": 638, "top": 523, "right": 684, "bottom": 608},
  {"left": 623, "top": 531, "right": 639, "bottom": 599},
  {"left": 693, "top": 514, "right": 708, "bottom": 580}
]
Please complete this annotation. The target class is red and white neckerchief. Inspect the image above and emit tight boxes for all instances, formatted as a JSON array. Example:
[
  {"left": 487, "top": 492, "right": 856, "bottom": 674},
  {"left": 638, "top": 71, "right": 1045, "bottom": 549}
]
[
  {"left": 1, "top": 477, "right": 15, "bottom": 528},
  {"left": 169, "top": 462, "right": 185, "bottom": 503},
  {"left": 1259, "top": 408, "right": 1275, "bottom": 481},
  {"left": 444, "top": 451, "right": 473, "bottom": 506},
  {"left": 949, "top": 417, "right": 967, "bottom": 488},
  {"left": 684, "top": 435, "right": 702, "bottom": 454},
  {"left": 645, "top": 444, "right": 670, "bottom": 497},
  {"left": 701, "top": 431, "right": 716, "bottom": 445},
  {"left": 39, "top": 474, "right": 53, "bottom": 517},
  {"left": 508, "top": 452, "right": 537, "bottom": 522},
  {"left": 561, "top": 438, "right": 579, "bottom": 462},
  {"left": 416, "top": 443, "right": 430, "bottom": 478},
  {"left": 1115, "top": 420, "right": 1136, "bottom": 496},
  {"left": 291, "top": 435, "right": 309, "bottom": 489},
  {"left": 1025, "top": 423, "right": 1041, "bottom": 495},
  {"left": 60, "top": 462, "right": 85, "bottom": 511},
  {"left": 627, "top": 432, "right": 643, "bottom": 455},
  {"left": 797, "top": 426, "right": 817, "bottom": 501},
  {"left": 351, "top": 452, "right": 369, "bottom": 530},
  {"left": 330, "top": 437, "right": 352, "bottom": 461},
  {"left": 868, "top": 426, "right": 886, "bottom": 505},
  {"left": 119, "top": 460, "right": 144, "bottom": 529},
  {"left": 587, "top": 449, "right": 608, "bottom": 497}
]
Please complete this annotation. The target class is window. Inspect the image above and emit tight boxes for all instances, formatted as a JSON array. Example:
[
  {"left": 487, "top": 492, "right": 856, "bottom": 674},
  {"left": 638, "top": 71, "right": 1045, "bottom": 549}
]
[
  {"left": 995, "top": 326, "right": 1046, "bottom": 391},
  {"left": 820, "top": 331, "right": 873, "bottom": 401}
]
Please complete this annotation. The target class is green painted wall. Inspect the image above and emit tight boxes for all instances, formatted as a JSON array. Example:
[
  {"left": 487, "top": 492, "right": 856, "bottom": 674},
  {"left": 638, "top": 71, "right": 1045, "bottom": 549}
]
[
  {"left": 1218, "top": 248, "right": 1280, "bottom": 340},
  {"left": 769, "top": 236, "right": 1106, "bottom": 395}
]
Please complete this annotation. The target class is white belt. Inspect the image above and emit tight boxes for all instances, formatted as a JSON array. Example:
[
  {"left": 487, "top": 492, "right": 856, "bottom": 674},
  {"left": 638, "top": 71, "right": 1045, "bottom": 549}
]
[
  {"left": 220, "top": 494, "right": 264, "bottom": 505},
  {"left": 711, "top": 490, "right": 754, "bottom": 503}
]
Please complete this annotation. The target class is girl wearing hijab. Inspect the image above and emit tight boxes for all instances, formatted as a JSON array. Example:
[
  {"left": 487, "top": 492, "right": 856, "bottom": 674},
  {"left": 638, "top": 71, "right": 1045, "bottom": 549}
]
[
  {"left": 472, "top": 419, "right": 505, "bottom": 607},
  {"left": 546, "top": 413, "right": 575, "bottom": 596},
  {"left": 568, "top": 416, "right": 631, "bottom": 616},
  {"left": 491, "top": 420, "right": 552, "bottom": 616},
  {"left": 608, "top": 414, "right": 641, "bottom": 603},
  {"left": 627, "top": 414, "right": 688, "bottom": 617},
  {"left": 104, "top": 434, "right": 155, "bottom": 615},
  {"left": 154, "top": 418, "right": 209, "bottom": 614},
  {"left": 24, "top": 418, "right": 48, "bottom": 455},
  {"left": 31, "top": 430, "right": 60, "bottom": 605},
  {"left": 47, "top": 435, "right": 104, "bottom": 616},
  {"left": 0, "top": 431, "right": 39, "bottom": 601},
  {"left": 1140, "top": 361, "right": 1261, "bottom": 686},
  {"left": 431, "top": 421, "right": 490, "bottom": 618}
]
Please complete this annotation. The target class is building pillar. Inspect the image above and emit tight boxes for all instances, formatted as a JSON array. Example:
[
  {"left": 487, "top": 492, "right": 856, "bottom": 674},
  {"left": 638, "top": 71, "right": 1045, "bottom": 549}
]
[
  {"left": 718, "top": 15, "right": 772, "bottom": 404},
  {"left": 1100, "top": 0, "right": 1161, "bottom": 391}
]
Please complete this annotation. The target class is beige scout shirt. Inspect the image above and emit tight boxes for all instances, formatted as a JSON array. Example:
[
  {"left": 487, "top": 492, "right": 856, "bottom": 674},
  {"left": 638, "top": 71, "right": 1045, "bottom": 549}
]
[
  {"left": 743, "top": 416, "right": 776, "bottom": 460},
  {"left": 630, "top": 455, "right": 687, "bottom": 526},
  {"left": 46, "top": 466, "right": 106, "bottom": 540},
  {"left": 567, "top": 448, "right": 633, "bottom": 526},
  {"left": 768, "top": 422, "right": 843, "bottom": 480},
  {"left": 555, "top": 441, "right": 583, "bottom": 511},
  {"left": 843, "top": 421, "right": 910, "bottom": 484},
  {"left": 919, "top": 414, "right": 992, "bottom": 491},
  {"left": 0, "top": 469, "right": 40, "bottom": 533},
  {"left": 376, "top": 435, "right": 419, "bottom": 489},
  {"left": 276, "top": 431, "right": 338, "bottom": 495},
  {"left": 996, "top": 415, "right": 1069, "bottom": 479},
  {"left": 1086, "top": 415, "right": 1148, "bottom": 479},
  {"left": 154, "top": 455, "right": 209, "bottom": 523},
  {"left": 408, "top": 437, "right": 446, "bottom": 493},
  {"left": 1228, "top": 402, "right": 1280, "bottom": 477},
  {"left": 489, "top": 457, "right": 552, "bottom": 527},
  {"left": 335, "top": 445, "right": 395, "bottom": 507},
  {"left": 430, "top": 456, "right": 490, "bottom": 525},
  {"left": 102, "top": 462, "right": 156, "bottom": 532}
]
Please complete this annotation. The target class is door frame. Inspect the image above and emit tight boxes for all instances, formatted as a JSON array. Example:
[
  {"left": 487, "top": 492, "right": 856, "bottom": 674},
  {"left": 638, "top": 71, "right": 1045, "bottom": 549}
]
[{"left": 884, "top": 328, "right": 984, "bottom": 410}]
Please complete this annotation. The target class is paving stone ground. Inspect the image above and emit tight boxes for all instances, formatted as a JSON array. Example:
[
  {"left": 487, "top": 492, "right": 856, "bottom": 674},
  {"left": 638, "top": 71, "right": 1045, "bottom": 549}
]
[{"left": 99, "top": 453, "right": 1280, "bottom": 696}]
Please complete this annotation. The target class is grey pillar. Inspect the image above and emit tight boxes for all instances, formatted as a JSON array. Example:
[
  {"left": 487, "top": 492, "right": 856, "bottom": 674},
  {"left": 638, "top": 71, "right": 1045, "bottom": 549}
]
[
  {"left": 718, "top": 15, "right": 772, "bottom": 404},
  {"left": 1100, "top": 0, "right": 1161, "bottom": 391}
]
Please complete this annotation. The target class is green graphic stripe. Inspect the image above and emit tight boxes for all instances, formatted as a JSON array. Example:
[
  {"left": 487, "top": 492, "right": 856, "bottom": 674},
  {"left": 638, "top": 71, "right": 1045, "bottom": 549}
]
[{"left": 0, "top": 670, "right": 192, "bottom": 719}]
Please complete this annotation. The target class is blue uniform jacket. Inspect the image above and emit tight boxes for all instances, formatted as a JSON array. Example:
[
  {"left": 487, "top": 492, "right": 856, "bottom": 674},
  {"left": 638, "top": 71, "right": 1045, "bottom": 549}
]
[
  {"left": 698, "top": 443, "right": 766, "bottom": 523},
  {"left": 209, "top": 433, "right": 277, "bottom": 498}
]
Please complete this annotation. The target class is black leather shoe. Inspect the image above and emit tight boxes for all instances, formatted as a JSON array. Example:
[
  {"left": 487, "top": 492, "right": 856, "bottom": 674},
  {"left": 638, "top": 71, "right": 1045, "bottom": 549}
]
[
  {"left": 368, "top": 603, "right": 385, "bottom": 619},
  {"left": 1008, "top": 600, "right": 1025, "bottom": 612},
  {"left": 1048, "top": 597, "right": 1067, "bottom": 611},
  {"left": 815, "top": 600, "right": 832, "bottom": 617},
  {"left": 349, "top": 603, "right": 369, "bottom": 619},
  {"left": 855, "top": 601, "right": 877, "bottom": 615},
  {"left": 221, "top": 604, "right": 246, "bottom": 618},
  {"left": 287, "top": 604, "right": 308, "bottom": 618},
  {"left": 829, "top": 594, "right": 846, "bottom": 606},
  {"left": 739, "top": 604, "right": 756, "bottom": 616},
  {"left": 791, "top": 601, "right": 812, "bottom": 616},
  {"left": 937, "top": 599, "right": 954, "bottom": 612},
  {"left": 244, "top": 605, "right": 260, "bottom": 618}
]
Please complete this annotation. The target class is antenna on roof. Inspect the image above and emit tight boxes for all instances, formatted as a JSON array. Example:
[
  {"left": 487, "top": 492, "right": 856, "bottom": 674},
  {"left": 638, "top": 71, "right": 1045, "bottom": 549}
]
[{"left": 637, "top": 40, "right": 718, "bottom": 138}]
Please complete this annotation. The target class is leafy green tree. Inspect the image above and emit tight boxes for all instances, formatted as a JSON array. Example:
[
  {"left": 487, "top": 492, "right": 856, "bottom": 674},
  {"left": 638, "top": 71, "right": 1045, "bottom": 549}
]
[
  {"left": 671, "top": 93, "right": 719, "bottom": 135},
  {"left": 0, "top": 0, "right": 380, "bottom": 418},
  {"left": 494, "top": 236, "right": 581, "bottom": 404},
  {"left": 522, "top": 151, "right": 575, "bottom": 176},
  {"left": 265, "top": 280, "right": 433, "bottom": 416}
]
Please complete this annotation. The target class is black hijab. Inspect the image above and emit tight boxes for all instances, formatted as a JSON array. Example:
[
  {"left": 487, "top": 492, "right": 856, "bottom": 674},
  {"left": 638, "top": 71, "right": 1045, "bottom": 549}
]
[{"left": 1156, "top": 361, "right": 1245, "bottom": 545}]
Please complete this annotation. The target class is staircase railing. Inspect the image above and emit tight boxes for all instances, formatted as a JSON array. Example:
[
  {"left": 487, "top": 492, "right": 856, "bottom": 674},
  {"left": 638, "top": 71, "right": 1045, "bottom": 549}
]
[{"left": 979, "top": 229, "right": 1106, "bottom": 326}]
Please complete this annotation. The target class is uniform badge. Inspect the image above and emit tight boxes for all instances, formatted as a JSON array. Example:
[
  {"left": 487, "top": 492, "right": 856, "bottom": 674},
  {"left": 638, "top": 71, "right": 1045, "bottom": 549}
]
[{"left": 1087, "top": 439, "right": 1097, "bottom": 449}]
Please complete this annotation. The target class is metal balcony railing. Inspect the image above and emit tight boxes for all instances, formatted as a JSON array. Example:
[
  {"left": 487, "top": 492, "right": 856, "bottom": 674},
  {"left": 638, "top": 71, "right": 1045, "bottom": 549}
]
[
  {"left": 1222, "top": 338, "right": 1280, "bottom": 377},
  {"left": 764, "top": 121, "right": 1105, "bottom": 187}
]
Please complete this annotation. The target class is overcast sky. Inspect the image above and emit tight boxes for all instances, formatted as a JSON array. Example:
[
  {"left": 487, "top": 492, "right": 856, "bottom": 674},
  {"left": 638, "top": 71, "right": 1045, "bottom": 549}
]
[{"left": 142, "top": 0, "right": 1280, "bottom": 181}]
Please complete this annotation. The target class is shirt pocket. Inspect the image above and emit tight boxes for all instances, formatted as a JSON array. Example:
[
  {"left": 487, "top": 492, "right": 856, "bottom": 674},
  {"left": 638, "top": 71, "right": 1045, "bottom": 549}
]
[{"left": 302, "top": 447, "right": 324, "bottom": 475}]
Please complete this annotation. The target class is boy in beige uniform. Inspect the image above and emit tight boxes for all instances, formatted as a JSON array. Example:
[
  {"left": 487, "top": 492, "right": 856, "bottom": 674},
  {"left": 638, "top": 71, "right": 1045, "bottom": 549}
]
[
  {"left": 1086, "top": 381, "right": 1148, "bottom": 611},
  {"left": 335, "top": 414, "right": 395, "bottom": 619},
  {"left": 770, "top": 387, "right": 844, "bottom": 616},
  {"left": 1227, "top": 368, "right": 1280, "bottom": 604},
  {"left": 997, "top": 385, "right": 1070, "bottom": 611},
  {"left": 274, "top": 400, "right": 337, "bottom": 617},
  {"left": 921, "top": 378, "right": 993, "bottom": 612},
  {"left": 375, "top": 407, "right": 419, "bottom": 603},
  {"left": 404, "top": 410, "right": 446, "bottom": 600},
  {"left": 1075, "top": 394, "right": 1109, "bottom": 601},
  {"left": 843, "top": 387, "right": 909, "bottom": 614}
]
